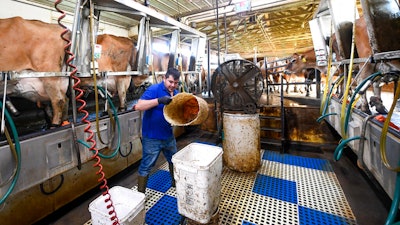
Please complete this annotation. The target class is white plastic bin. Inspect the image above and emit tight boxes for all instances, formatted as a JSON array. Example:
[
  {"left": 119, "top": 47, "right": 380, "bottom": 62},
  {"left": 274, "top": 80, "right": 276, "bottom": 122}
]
[
  {"left": 89, "top": 186, "right": 145, "bottom": 225},
  {"left": 172, "top": 143, "right": 223, "bottom": 224}
]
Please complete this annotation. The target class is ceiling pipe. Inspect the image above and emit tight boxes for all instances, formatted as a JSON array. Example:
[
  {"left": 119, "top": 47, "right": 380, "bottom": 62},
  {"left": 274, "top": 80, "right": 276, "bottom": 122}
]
[
  {"left": 182, "top": 0, "right": 314, "bottom": 24},
  {"left": 181, "top": 5, "right": 234, "bottom": 24},
  {"left": 180, "top": 0, "right": 232, "bottom": 18}
]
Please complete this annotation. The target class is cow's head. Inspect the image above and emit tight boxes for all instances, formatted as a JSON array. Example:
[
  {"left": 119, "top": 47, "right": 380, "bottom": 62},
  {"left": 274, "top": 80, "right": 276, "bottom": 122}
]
[{"left": 285, "top": 53, "right": 307, "bottom": 74}]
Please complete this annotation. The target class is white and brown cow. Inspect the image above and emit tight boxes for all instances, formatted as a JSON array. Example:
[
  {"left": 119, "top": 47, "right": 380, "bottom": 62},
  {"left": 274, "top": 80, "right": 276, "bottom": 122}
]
[
  {"left": 150, "top": 50, "right": 200, "bottom": 93},
  {"left": 80, "top": 33, "right": 148, "bottom": 111},
  {"left": 0, "top": 17, "right": 148, "bottom": 129},
  {"left": 285, "top": 48, "right": 327, "bottom": 96},
  {"left": 288, "top": 16, "right": 399, "bottom": 113},
  {"left": 257, "top": 57, "right": 279, "bottom": 93},
  {"left": 0, "top": 16, "right": 69, "bottom": 127},
  {"left": 257, "top": 57, "right": 291, "bottom": 94},
  {"left": 329, "top": 16, "right": 399, "bottom": 114},
  {"left": 353, "top": 16, "right": 400, "bottom": 114}
]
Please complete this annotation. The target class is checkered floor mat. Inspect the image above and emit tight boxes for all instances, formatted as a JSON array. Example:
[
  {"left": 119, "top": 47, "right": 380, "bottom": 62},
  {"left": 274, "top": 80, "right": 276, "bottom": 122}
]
[{"left": 85, "top": 150, "right": 356, "bottom": 225}]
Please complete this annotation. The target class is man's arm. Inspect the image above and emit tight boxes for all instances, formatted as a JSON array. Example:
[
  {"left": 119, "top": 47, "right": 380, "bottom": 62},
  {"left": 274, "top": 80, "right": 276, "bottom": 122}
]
[
  {"left": 133, "top": 96, "right": 172, "bottom": 111},
  {"left": 133, "top": 99, "right": 159, "bottom": 111}
]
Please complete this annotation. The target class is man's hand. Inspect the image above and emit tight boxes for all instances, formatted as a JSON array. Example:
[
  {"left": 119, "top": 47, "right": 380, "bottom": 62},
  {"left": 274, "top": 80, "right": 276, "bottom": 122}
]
[{"left": 158, "top": 96, "right": 172, "bottom": 105}]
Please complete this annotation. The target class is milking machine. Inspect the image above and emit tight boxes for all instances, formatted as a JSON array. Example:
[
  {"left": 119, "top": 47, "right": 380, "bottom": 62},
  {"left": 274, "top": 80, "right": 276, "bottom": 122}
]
[{"left": 334, "top": 71, "right": 383, "bottom": 160}]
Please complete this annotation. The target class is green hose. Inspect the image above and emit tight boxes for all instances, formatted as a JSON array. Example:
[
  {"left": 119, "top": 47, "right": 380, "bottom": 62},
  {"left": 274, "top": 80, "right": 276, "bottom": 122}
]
[
  {"left": 385, "top": 163, "right": 400, "bottom": 225},
  {"left": 78, "top": 87, "right": 121, "bottom": 159},
  {"left": 316, "top": 113, "right": 337, "bottom": 123},
  {"left": 334, "top": 136, "right": 361, "bottom": 161},
  {"left": 0, "top": 101, "right": 21, "bottom": 205},
  {"left": 343, "top": 72, "right": 381, "bottom": 134},
  {"left": 334, "top": 72, "right": 381, "bottom": 161}
]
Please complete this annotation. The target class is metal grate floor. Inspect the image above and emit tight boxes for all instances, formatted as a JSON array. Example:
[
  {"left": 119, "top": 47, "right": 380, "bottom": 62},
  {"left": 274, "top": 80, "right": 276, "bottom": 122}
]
[{"left": 85, "top": 149, "right": 357, "bottom": 225}]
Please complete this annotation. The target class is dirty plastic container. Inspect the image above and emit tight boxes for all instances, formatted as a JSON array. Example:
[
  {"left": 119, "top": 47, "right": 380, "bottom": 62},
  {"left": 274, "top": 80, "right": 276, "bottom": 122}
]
[
  {"left": 164, "top": 92, "right": 209, "bottom": 126},
  {"left": 89, "top": 186, "right": 145, "bottom": 225},
  {"left": 172, "top": 143, "right": 223, "bottom": 224},
  {"left": 223, "top": 112, "right": 261, "bottom": 172}
]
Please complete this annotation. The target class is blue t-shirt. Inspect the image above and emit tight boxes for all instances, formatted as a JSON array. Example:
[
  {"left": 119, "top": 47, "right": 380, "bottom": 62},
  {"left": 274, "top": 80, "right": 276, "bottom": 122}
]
[{"left": 140, "top": 81, "right": 178, "bottom": 140}]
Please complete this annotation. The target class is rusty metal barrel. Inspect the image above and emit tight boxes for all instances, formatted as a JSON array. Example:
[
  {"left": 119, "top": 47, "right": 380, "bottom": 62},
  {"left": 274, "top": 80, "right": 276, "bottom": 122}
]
[{"left": 222, "top": 112, "right": 261, "bottom": 172}]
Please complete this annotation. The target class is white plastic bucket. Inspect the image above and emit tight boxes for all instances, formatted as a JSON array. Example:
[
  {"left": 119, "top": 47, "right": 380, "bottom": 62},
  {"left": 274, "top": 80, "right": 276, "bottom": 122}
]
[
  {"left": 89, "top": 186, "right": 145, "bottom": 225},
  {"left": 172, "top": 143, "right": 223, "bottom": 224}
]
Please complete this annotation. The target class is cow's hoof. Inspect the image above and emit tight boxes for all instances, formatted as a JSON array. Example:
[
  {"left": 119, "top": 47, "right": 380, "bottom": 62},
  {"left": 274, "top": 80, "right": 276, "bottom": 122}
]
[
  {"left": 357, "top": 159, "right": 365, "bottom": 170},
  {"left": 361, "top": 107, "right": 372, "bottom": 115}
]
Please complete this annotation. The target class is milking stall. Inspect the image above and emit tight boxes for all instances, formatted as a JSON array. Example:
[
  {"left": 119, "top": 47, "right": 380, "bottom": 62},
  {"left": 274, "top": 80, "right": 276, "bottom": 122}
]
[{"left": 1, "top": 0, "right": 400, "bottom": 224}]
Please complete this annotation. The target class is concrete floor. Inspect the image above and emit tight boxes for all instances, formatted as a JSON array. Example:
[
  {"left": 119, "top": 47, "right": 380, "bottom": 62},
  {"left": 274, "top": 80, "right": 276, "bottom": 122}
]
[{"left": 32, "top": 126, "right": 393, "bottom": 225}]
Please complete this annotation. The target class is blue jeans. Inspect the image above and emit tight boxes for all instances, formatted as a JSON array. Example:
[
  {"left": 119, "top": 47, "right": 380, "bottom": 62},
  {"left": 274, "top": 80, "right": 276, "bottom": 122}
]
[{"left": 138, "top": 136, "right": 177, "bottom": 177}]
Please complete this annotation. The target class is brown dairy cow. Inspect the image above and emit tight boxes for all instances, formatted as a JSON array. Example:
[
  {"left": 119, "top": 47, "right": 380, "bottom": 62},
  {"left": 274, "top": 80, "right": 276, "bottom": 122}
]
[
  {"left": 285, "top": 48, "right": 327, "bottom": 96},
  {"left": 80, "top": 34, "right": 147, "bottom": 111},
  {"left": 303, "top": 16, "right": 399, "bottom": 114},
  {"left": 150, "top": 51, "right": 200, "bottom": 93},
  {"left": 151, "top": 51, "right": 170, "bottom": 83},
  {"left": 258, "top": 57, "right": 292, "bottom": 94},
  {"left": 257, "top": 58, "right": 279, "bottom": 93},
  {"left": 0, "top": 16, "right": 69, "bottom": 127},
  {"left": 353, "top": 16, "right": 400, "bottom": 114}
]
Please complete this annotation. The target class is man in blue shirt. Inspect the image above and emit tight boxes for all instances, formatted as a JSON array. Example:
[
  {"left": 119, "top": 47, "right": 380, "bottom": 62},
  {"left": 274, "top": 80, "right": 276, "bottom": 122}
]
[{"left": 133, "top": 67, "right": 180, "bottom": 193}]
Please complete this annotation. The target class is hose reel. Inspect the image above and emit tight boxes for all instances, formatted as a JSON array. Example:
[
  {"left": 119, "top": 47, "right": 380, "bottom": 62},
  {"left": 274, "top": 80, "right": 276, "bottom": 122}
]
[{"left": 211, "top": 59, "right": 264, "bottom": 114}]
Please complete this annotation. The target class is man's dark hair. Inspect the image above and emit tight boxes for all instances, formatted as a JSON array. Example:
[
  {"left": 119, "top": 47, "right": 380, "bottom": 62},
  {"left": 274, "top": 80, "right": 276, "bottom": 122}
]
[{"left": 165, "top": 67, "right": 180, "bottom": 80}]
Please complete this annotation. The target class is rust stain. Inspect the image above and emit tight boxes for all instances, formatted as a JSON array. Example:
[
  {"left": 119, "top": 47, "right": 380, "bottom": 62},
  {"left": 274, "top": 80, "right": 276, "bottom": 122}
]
[{"left": 183, "top": 97, "right": 199, "bottom": 122}]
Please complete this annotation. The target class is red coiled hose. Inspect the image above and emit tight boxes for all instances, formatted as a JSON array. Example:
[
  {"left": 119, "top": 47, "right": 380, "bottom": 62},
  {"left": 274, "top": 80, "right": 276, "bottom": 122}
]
[{"left": 54, "top": 1, "right": 119, "bottom": 224}]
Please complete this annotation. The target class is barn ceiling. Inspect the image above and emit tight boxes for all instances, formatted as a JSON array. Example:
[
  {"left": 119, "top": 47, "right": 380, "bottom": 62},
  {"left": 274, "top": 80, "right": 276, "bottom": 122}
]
[
  {"left": 23, "top": 0, "right": 323, "bottom": 59},
  {"left": 136, "top": 0, "right": 321, "bottom": 59}
]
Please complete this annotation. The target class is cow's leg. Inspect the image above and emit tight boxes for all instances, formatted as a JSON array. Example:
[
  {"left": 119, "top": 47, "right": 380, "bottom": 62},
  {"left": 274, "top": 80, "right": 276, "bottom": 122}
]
[
  {"left": 283, "top": 76, "right": 290, "bottom": 93},
  {"left": 117, "top": 76, "right": 132, "bottom": 111},
  {"left": 359, "top": 93, "right": 372, "bottom": 115},
  {"left": 369, "top": 81, "right": 387, "bottom": 114},
  {"left": 274, "top": 74, "right": 280, "bottom": 93},
  {"left": 62, "top": 97, "right": 70, "bottom": 122},
  {"left": 305, "top": 79, "right": 312, "bottom": 97},
  {"left": 48, "top": 96, "right": 68, "bottom": 127},
  {"left": 36, "top": 102, "right": 52, "bottom": 129},
  {"left": 42, "top": 77, "right": 69, "bottom": 127},
  {"left": 268, "top": 74, "right": 274, "bottom": 93}
]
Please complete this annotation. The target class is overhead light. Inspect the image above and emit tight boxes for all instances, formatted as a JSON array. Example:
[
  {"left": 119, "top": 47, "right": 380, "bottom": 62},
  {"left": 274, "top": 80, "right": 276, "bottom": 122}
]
[{"left": 234, "top": 0, "right": 251, "bottom": 13}]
